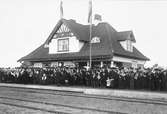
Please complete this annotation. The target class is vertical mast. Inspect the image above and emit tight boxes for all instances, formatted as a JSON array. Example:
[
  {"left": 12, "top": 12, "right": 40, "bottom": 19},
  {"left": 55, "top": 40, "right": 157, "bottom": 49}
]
[
  {"left": 88, "top": 0, "right": 92, "bottom": 69},
  {"left": 60, "top": 0, "right": 63, "bottom": 19}
]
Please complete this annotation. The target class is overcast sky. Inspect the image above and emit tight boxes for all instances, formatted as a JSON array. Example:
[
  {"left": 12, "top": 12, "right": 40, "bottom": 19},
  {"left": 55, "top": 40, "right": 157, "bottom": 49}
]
[{"left": 0, "top": 0, "right": 167, "bottom": 68}]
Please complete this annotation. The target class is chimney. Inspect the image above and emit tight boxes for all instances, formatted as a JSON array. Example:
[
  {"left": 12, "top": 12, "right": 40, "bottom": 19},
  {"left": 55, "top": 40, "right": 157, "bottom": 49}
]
[{"left": 94, "top": 14, "right": 102, "bottom": 26}]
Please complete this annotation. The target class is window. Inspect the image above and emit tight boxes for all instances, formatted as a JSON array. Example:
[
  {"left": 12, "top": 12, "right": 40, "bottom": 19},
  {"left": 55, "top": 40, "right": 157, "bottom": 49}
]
[
  {"left": 91, "top": 37, "right": 100, "bottom": 43},
  {"left": 120, "top": 40, "right": 133, "bottom": 52},
  {"left": 126, "top": 40, "right": 133, "bottom": 52},
  {"left": 57, "top": 38, "right": 69, "bottom": 52},
  {"left": 33, "top": 63, "right": 43, "bottom": 68}
]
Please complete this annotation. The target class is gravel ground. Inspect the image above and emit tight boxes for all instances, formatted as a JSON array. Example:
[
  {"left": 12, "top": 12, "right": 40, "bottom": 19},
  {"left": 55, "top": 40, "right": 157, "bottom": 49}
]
[
  {"left": 0, "top": 104, "right": 52, "bottom": 114},
  {"left": 0, "top": 86, "right": 167, "bottom": 114}
]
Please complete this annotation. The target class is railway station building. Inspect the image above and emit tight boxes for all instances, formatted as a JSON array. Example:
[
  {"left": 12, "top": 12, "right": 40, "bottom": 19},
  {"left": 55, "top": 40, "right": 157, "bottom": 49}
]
[{"left": 18, "top": 16, "right": 149, "bottom": 68}]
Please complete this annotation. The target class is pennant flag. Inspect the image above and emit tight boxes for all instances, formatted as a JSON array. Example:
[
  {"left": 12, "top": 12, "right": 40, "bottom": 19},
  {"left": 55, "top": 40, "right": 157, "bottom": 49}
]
[
  {"left": 94, "top": 14, "right": 102, "bottom": 21},
  {"left": 88, "top": 0, "right": 92, "bottom": 23},
  {"left": 60, "top": 0, "right": 63, "bottom": 19}
]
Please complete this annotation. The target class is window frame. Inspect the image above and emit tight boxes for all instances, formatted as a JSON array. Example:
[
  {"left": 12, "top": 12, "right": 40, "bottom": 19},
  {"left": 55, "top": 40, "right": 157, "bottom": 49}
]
[
  {"left": 126, "top": 40, "right": 133, "bottom": 52},
  {"left": 57, "top": 38, "right": 69, "bottom": 52}
]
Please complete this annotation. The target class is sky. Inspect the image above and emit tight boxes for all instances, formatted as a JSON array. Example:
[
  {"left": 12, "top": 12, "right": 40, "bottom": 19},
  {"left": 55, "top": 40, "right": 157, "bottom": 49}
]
[{"left": 0, "top": 0, "right": 167, "bottom": 68}]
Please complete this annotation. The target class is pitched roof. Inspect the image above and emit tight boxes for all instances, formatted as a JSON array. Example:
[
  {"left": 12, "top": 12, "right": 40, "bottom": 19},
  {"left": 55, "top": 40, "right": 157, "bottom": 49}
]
[
  {"left": 104, "top": 23, "right": 149, "bottom": 60},
  {"left": 45, "top": 19, "right": 90, "bottom": 44},
  {"left": 18, "top": 19, "right": 149, "bottom": 62},
  {"left": 117, "top": 31, "right": 136, "bottom": 42}
]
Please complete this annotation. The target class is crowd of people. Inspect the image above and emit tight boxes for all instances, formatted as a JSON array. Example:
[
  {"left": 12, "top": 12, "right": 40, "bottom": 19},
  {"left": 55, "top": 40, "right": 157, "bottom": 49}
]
[{"left": 0, "top": 66, "right": 167, "bottom": 91}]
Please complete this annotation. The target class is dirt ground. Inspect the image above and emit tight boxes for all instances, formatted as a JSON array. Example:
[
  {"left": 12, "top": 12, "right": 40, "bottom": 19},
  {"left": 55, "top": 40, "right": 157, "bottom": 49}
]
[{"left": 0, "top": 86, "right": 167, "bottom": 114}]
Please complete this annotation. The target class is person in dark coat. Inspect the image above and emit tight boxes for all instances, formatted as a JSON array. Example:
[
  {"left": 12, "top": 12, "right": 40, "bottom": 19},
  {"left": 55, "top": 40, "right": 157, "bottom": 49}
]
[
  {"left": 118, "top": 69, "right": 126, "bottom": 89},
  {"left": 21, "top": 69, "right": 29, "bottom": 84},
  {"left": 91, "top": 71, "right": 96, "bottom": 88},
  {"left": 96, "top": 71, "right": 101, "bottom": 87},
  {"left": 134, "top": 71, "right": 139, "bottom": 89},
  {"left": 100, "top": 68, "right": 107, "bottom": 88},
  {"left": 55, "top": 68, "right": 62, "bottom": 86},
  {"left": 151, "top": 71, "right": 156, "bottom": 90},
  {"left": 160, "top": 71, "right": 166, "bottom": 91},
  {"left": 163, "top": 71, "right": 167, "bottom": 91},
  {"left": 129, "top": 70, "right": 135, "bottom": 90},
  {"left": 81, "top": 69, "right": 86, "bottom": 86},
  {"left": 113, "top": 69, "right": 119, "bottom": 89},
  {"left": 85, "top": 70, "right": 91, "bottom": 86}
]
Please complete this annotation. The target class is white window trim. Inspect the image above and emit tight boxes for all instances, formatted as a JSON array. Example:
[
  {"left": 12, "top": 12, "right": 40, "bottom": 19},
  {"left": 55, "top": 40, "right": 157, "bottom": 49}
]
[{"left": 57, "top": 38, "right": 69, "bottom": 52}]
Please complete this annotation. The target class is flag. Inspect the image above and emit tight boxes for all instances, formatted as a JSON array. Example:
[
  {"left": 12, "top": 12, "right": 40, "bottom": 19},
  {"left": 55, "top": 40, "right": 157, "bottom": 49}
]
[
  {"left": 88, "top": 0, "right": 92, "bottom": 23},
  {"left": 60, "top": 0, "right": 63, "bottom": 19},
  {"left": 94, "top": 14, "right": 102, "bottom": 21}
]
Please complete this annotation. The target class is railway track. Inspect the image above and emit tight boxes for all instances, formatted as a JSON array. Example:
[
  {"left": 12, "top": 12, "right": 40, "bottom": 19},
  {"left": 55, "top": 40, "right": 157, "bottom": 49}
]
[
  {"left": 1, "top": 86, "right": 167, "bottom": 106},
  {"left": 0, "top": 97, "right": 122, "bottom": 114},
  {"left": 0, "top": 86, "right": 126, "bottom": 114},
  {"left": 0, "top": 99, "right": 69, "bottom": 114}
]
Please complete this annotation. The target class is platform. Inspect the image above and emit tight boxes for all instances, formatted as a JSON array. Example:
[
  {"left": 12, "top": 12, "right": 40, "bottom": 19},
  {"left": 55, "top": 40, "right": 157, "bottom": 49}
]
[{"left": 0, "top": 83, "right": 167, "bottom": 101}]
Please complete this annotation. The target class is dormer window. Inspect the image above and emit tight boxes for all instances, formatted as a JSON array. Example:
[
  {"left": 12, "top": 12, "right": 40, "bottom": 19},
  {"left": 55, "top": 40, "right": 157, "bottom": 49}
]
[
  {"left": 120, "top": 40, "right": 133, "bottom": 52},
  {"left": 126, "top": 40, "right": 133, "bottom": 52},
  {"left": 91, "top": 37, "right": 100, "bottom": 43}
]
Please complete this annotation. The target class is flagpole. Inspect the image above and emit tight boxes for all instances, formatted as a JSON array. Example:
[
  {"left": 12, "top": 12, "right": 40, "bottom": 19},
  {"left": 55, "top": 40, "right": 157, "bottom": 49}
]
[
  {"left": 88, "top": 0, "right": 92, "bottom": 69},
  {"left": 89, "top": 16, "right": 92, "bottom": 69},
  {"left": 60, "top": 0, "right": 63, "bottom": 19}
]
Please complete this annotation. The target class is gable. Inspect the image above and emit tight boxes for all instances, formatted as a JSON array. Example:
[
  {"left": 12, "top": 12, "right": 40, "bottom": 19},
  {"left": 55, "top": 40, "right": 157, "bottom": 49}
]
[
  {"left": 48, "top": 23, "right": 84, "bottom": 54},
  {"left": 44, "top": 19, "right": 90, "bottom": 46},
  {"left": 53, "top": 23, "right": 74, "bottom": 39}
]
